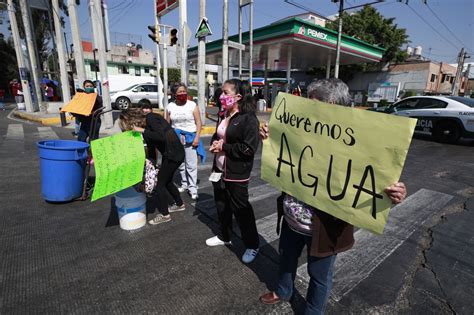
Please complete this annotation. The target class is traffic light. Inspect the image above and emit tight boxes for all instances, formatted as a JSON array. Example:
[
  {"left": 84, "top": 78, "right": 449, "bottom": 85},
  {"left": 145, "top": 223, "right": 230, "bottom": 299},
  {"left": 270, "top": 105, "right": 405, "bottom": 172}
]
[
  {"left": 169, "top": 28, "right": 178, "bottom": 46},
  {"left": 148, "top": 25, "right": 161, "bottom": 43}
]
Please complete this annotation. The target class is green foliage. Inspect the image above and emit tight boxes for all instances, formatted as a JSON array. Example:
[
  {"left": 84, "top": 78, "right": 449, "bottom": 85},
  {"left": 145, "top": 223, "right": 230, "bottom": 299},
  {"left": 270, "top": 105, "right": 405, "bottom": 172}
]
[
  {"left": 0, "top": 38, "right": 19, "bottom": 94},
  {"left": 327, "top": 6, "right": 409, "bottom": 63},
  {"left": 160, "top": 68, "right": 181, "bottom": 85},
  {"left": 403, "top": 90, "right": 417, "bottom": 98},
  {"left": 326, "top": 6, "right": 410, "bottom": 81},
  {"left": 188, "top": 88, "right": 198, "bottom": 97}
]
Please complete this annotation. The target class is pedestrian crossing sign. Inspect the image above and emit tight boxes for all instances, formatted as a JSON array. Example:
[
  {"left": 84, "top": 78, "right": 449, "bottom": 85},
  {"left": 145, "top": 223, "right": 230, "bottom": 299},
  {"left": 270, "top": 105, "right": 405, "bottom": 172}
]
[{"left": 195, "top": 17, "right": 212, "bottom": 38}]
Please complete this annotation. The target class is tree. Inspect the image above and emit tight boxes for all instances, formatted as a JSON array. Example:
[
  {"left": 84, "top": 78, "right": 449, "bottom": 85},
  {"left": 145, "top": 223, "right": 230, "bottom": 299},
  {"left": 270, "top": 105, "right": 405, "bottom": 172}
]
[
  {"left": 0, "top": 38, "right": 20, "bottom": 97},
  {"left": 0, "top": 0, "right": 68, "bottom": 81},
  {"left": 326, "top": 5, "right": 410, "bottom": 81}
]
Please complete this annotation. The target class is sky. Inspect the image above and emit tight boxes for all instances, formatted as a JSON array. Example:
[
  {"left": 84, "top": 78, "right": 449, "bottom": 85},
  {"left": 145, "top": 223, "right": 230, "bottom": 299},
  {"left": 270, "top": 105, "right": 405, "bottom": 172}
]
[{"left": 2, "top": 0, "right": 473, "bottom": 64}]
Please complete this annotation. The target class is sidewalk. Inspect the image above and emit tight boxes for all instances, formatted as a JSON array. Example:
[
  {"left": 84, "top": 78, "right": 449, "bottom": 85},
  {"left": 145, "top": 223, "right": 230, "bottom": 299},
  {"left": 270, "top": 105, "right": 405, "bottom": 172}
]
[{"left": 11, "top": 106, "right": 272, "bottom": 137}]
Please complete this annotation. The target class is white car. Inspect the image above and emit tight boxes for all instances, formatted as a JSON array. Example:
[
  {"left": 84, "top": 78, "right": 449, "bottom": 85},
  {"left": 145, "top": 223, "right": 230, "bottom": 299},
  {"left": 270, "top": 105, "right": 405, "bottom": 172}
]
[
  {"left": 384, "top": 96, "right": 474, "bottom": 143},
  {"left": 110, "top": 83, "right": 159, "bottom": 110}
]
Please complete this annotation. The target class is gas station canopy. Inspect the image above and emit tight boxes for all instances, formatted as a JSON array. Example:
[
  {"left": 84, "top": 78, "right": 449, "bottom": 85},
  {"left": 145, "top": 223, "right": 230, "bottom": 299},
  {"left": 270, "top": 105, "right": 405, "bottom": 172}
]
[{"left": 188, "top": 17, "right": 385, "bottom": 71}]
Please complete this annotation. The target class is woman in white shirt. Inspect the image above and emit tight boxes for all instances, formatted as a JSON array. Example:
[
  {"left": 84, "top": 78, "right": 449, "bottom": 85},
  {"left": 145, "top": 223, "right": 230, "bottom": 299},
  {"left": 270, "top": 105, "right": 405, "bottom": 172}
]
[{"left": 167, "top": 83, "right": 203, "bottom": 200}]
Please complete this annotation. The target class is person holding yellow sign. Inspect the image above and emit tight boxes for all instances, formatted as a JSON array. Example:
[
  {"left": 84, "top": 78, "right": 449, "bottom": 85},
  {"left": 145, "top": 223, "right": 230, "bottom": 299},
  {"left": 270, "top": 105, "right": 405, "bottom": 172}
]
[
  {"left": 75, "top": 80, "right": 102, "bottom": 142},
  {"left": 259, "top": 79, "right": 407, "bottom": 314}
]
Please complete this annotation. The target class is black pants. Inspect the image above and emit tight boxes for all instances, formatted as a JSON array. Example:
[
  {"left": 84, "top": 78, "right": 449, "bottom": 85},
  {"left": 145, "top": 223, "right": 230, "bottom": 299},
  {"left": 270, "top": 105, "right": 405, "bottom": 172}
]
[
  {"left": 213, "top": 180, "right": 259, "bottom": 249},
  {"left": 156, "top": 158, "right": 183, "bottom": 215}
]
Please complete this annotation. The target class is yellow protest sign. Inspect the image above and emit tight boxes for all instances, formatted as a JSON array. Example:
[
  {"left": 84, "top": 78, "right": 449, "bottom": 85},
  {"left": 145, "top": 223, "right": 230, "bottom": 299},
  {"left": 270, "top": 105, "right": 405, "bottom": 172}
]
[
  {"left": 261, "top": 93, "right": 416, "bottom": 234},
  {"left": 90, "top": 131, "right": 145, "bottom": 202},
  {"left": 61, "top": 92, "right": 97, "bottom": 116}
]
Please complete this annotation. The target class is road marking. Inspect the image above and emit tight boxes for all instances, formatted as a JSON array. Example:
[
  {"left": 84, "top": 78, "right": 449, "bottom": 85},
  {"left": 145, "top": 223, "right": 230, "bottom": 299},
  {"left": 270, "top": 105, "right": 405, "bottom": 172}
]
[
  {"left": 37, "top": 127, "right": 59, "bottom": 140},
  {"left": 5, "top": 124, "right": 24, "bottom": 140},
  {"left": 292, "top": 188, "right": 453, "bottom": 302}
]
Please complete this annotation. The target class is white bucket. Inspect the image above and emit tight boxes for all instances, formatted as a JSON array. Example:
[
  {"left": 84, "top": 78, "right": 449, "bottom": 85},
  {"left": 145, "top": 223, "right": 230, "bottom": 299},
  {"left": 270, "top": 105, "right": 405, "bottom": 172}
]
[
  {"left": 17, "top": 102, "right": 26, "bottom": 110},
  {"left": 115, "top": 187, "right": 146, "bottom": 231}
]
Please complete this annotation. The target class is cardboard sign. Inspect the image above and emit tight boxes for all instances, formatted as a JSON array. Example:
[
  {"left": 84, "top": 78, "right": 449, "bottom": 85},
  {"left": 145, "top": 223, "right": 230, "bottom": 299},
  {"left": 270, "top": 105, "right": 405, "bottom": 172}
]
[
  {"left": 261, "top": 93, "right": 416, "bottom": 234},
  {"left": 61, "top": 92, "right": 97, "bottom": 116},
  {"left": 91, "top": 131, "right": 145, "bottom": 202}
]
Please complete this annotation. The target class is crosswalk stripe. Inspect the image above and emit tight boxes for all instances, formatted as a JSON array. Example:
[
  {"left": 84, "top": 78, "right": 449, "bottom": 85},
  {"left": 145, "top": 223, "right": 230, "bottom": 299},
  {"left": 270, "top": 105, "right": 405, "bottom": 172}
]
[
  {"left": 37, "top": 127, "right": 59, "bottom": 140},
  {"left": 193, "top": 183, "right": 281, "bottom": 244},
  {"left": 5, "top": 124, "right": 24, "bottom": 140},
  {"left": 292, "top": 188, "right": 453, "bottom": 302}
]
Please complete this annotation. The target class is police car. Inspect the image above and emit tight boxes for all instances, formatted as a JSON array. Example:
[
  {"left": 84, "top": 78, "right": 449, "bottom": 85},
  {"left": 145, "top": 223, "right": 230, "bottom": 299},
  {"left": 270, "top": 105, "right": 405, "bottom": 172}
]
[{"left": 384, "top": 96, "right": 474, "bottom": 143}]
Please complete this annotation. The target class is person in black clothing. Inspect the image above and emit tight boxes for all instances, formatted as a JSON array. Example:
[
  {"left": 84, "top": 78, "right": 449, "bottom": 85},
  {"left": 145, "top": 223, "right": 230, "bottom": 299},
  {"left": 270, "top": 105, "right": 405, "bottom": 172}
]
[
  {"left": 119, "top": 107, "right": 185, "bottom": 225},
  {"left": 76, "top": 80, "right": 102, "bottom": 142},
  {"left": 206, "top": 79, "right": 261, "bottom": 264}
]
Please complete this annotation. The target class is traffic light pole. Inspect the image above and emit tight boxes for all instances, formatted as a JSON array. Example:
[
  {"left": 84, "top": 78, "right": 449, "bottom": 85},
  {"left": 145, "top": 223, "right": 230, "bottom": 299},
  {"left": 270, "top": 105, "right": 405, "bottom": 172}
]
[
  {"left": 153, "top": 1, "right": 165, "bottom": 110},
  {"left": 179, "top": 0, "right": 188, "bottom": 85},
  {"left": 91, "top": 0, "right": 113, "bottom": 128},
  {"left": 198, "top": 0, "right": 206, "bottom": 123},
  {"left": 222, "top": 0, "right": 229, "bottom": 82}
]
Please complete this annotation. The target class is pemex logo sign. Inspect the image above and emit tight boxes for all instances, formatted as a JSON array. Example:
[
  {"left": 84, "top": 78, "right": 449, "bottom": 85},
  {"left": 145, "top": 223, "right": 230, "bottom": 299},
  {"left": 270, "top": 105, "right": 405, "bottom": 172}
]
[{"left": 297, "top": 25, "right": 328, "bottom": 41}]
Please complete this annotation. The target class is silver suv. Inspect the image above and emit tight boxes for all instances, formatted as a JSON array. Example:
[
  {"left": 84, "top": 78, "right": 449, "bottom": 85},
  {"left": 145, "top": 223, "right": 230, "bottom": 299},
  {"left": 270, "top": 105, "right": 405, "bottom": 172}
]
[{"left": 110, "top": 83, "right": 158, "bottom": 110}]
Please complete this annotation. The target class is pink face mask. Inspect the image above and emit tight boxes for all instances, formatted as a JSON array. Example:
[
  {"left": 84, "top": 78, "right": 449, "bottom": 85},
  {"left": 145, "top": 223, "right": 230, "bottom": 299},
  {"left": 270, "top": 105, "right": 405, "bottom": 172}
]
[{"left": 219, "top": 94, "right": 235, "bottom": 114}]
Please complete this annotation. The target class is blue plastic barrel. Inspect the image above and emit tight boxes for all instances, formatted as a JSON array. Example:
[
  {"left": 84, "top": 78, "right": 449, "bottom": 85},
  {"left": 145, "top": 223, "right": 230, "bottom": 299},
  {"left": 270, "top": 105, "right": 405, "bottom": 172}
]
[{"left": 37, "top": 140, "right": 90, "bottom": 202}]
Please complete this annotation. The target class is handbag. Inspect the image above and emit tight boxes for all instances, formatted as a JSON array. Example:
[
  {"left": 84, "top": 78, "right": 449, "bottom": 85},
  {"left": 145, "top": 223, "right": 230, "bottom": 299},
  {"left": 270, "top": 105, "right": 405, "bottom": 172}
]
[{"left": 143, "top": 159, "right": 159, "bottom": 195}]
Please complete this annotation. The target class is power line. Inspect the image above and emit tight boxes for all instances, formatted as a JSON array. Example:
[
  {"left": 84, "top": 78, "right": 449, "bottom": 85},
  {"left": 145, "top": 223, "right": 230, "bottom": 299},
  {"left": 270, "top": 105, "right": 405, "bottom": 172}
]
[
  {"left": 424, "top": 3, "right": 472, "bottom": 51},
  {"left": 406, "top": 3, "right": 461, "bottom": 51}
]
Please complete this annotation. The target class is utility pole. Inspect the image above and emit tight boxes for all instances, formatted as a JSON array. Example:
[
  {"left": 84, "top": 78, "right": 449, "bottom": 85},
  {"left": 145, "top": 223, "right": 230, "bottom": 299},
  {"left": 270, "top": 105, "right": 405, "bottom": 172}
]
[
  {"left": 179, "top": 0, "right": 187, "bottom": 85},
  {"left": 7, "top": 0, "right": 34, "bottom": 112},
  {"left": 334, "top": 0, "right": 344, "bottom": 79},
  {"left": 451, "top": 47, "right": 468, "bottom": 96},
  {"left": 91, "top": 0, "right": 113, "bottom": 128},
  {"left": 222, "top": 0, "right": 229, "bottom": 81},
  {"left": 198, "top": 0, "right": 206, "bottom": 123},
  {"left": 153, "top": 1, "right": 165, "bottom": 109},
  {"left": 249, "top": 0, "right": 253, "bottom": 86},
  {"left": 462, "top": 64, "right": 471, "bottom": 95},
  {"left": 238, "top": 0, "right": 242, "bottom": 79},
  {"left": 162, "top": 25, "right": 169, "bottom": 118},
  {"left": 68, "top": 0, "right": 86, "bottom": 87},
  {"left": 52, "top": 0, "right": 71, "bottom": 104},
  {"left": 19, "top": 0, "right": 41, "bottom": 111}
]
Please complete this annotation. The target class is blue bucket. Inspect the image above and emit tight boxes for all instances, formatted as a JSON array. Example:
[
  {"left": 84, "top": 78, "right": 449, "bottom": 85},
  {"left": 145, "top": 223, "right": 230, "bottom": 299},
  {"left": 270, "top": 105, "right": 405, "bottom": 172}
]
[{"left": 37, "top": 140, "right": 90, "bottom": 202}]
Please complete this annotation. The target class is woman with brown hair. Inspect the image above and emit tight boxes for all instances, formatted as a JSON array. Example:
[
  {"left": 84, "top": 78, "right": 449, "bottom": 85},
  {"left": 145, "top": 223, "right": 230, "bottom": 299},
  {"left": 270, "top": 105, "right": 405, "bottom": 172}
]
[{"left": 119, "top": 108, "right": 185, "bottom": 225}]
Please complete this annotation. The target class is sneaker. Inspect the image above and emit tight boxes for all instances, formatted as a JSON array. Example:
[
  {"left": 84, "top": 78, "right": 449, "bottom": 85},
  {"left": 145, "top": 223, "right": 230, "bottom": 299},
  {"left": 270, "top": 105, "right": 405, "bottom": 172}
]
[
  {"left": 168, "top": 203, "right": 186, "bottom": 213},
  {"left": 148, "top": 214, "right": 171, "bottom": 225},
  {"left": 177, "top": 186, "right": 188, "bottom": 193},
  {"left": 190, "top": 193, "right": 199, "bottom": 200},
  {"left": 205, "top": 235, "right": 232, "bottom": 247},
  {"left": 242, "top": 248, "right": 259, "bottom": 263}
]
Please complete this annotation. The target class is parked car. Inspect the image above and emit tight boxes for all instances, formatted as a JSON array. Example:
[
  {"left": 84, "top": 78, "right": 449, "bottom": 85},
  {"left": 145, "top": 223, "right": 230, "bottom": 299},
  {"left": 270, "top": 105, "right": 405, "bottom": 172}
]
[
  {"left": 110, "top": 83, "right": 158, "bottom": 110},
  {"left": 383, "top": 96, "right": 474, "bottom": 143}
]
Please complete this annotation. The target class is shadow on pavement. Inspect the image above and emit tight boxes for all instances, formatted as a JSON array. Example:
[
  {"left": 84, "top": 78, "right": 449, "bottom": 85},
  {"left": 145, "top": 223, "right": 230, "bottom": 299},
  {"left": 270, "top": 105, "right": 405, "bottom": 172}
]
[{"left": 191, "top": 192, "right": 307, "bottom": 313}]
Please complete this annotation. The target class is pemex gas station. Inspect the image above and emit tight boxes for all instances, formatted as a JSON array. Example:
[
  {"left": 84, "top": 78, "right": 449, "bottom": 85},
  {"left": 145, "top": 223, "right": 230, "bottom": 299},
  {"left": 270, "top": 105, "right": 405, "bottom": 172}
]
[{"left": 188, "top": 16, "right": 385, "bottom": 106}]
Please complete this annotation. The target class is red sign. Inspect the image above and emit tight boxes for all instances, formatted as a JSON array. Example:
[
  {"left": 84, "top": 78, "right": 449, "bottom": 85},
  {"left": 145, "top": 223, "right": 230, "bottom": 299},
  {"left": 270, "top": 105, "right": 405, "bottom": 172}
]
[{"left": 156, "top": 0, "right": 178, "bottom": 17}]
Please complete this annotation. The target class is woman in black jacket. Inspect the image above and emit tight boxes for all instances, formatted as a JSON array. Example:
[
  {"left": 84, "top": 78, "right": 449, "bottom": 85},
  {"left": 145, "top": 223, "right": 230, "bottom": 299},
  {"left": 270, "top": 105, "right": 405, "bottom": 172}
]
[
  {"left": 206, "top": 79, "right": 261, "bottom": 264},
  {"left": 120, "top": 108, "right": 185, "bottom": 225}
]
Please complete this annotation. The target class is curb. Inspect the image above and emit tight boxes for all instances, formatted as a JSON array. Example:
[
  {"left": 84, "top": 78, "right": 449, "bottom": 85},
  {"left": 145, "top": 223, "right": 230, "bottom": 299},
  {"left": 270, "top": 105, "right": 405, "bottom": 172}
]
[{"left": 13, "top": 110, "right": 74, "bottom": 126}]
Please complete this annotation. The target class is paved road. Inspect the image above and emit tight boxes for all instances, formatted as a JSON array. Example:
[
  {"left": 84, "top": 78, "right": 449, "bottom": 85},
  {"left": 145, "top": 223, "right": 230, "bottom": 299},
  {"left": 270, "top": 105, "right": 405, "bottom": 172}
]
[{"left": 0, "top": 108, "right": 473, "bottom": 314}]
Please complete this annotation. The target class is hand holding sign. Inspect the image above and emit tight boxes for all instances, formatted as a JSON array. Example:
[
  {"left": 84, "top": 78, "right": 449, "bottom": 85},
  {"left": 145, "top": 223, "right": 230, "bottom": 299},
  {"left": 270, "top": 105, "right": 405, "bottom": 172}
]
[
  {"left": 261, "top": 93, "right": 416, "bottom": 234},
  {"left": 91, "top": 131, "right": 145, "bottom": 201}
]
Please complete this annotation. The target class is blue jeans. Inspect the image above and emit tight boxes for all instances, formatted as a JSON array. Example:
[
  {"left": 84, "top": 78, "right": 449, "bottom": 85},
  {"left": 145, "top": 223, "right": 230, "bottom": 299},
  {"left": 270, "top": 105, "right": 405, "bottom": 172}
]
[{"left": 277, "top": 220, "right": 336, "bottom": 315}]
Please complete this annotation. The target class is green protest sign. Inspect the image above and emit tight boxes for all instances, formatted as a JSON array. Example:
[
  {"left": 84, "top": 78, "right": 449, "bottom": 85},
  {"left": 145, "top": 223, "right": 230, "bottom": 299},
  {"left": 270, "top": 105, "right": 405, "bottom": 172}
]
[
  {"left": 261, "top": 93, "right": 416, "bottom": 234},
  {"left": 91, "top": 131, "right": 145, "bottom": 202}
]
